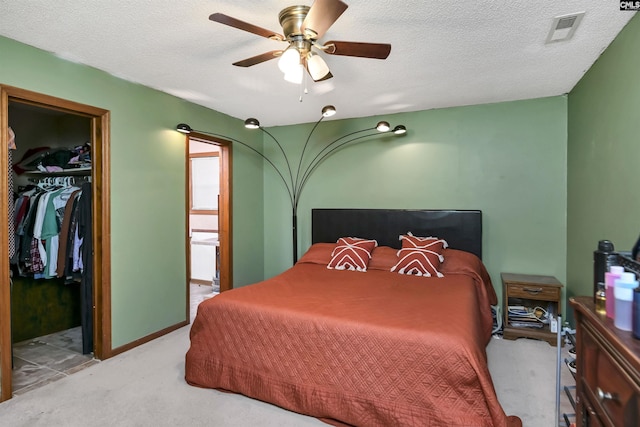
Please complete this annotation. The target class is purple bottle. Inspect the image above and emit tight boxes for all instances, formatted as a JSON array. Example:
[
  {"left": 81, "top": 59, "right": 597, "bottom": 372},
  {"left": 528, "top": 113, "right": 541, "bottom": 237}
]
[{"left": 605, "top": 266, "right": 624, "bottom": 319}]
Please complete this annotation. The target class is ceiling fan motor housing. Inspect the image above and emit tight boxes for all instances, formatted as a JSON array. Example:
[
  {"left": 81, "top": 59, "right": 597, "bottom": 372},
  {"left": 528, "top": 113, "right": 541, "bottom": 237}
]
[{"left": 279, "top": 6, "right": 312, "bottom": 40}]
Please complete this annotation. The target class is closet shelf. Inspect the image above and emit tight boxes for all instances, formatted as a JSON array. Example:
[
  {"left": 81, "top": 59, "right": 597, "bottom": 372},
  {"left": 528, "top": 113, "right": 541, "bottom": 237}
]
[{"left": 24, "top": 167, "right": 91, "bottom": 176}]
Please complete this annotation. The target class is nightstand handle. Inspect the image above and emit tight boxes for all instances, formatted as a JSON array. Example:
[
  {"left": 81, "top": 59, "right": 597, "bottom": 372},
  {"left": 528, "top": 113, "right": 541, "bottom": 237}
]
[
  {"left": 523, "top": 287, "right": 543, "bottom": 294},
  {"left": 597, "top": 387, "right": 617, "bottom": 402}
]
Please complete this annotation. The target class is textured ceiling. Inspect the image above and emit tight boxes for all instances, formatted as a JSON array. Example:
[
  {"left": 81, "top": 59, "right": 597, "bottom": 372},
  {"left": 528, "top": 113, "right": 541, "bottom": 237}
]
[{"left": 0, "top": 1, "right": 635, "bottom": 127}]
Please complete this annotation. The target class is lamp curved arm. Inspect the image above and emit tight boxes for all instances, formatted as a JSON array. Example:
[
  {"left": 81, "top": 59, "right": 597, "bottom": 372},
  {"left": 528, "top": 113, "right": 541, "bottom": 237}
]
[
  {"left": 295, "top": 131, "right": 383, "bottom": 210},
  {"left": 190, "top": 129, "right": 295, "bottom": 209},
  {"left": 260, "top": 127, "right": 295, "bottom": 195},
  {"left": 293, "top": 115, "right": 325, "bottom": 196},
  {"left": 295, "top": 127, "right": 376, "bottom": 200}
]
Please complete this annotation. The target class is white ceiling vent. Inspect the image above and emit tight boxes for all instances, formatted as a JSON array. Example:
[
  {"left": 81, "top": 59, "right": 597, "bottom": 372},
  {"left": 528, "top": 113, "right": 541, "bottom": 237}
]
[{"left": 546, "top": 12, "right": 585, "bottom": 44}]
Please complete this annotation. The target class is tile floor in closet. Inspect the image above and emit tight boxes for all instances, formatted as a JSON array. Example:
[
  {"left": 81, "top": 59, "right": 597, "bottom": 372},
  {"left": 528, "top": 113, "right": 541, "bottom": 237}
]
[
  {"left": 11, "top": 282, "right": 216, "bottom": 396},
  {"left": 11, "top": 326, "right": 97, "bottom": 395}
]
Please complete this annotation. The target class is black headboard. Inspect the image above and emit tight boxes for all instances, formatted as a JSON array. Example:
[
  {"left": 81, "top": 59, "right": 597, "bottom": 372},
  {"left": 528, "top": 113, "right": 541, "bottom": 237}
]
[{"left": 312, "top": 209, "right": 482, "bottom": 259}]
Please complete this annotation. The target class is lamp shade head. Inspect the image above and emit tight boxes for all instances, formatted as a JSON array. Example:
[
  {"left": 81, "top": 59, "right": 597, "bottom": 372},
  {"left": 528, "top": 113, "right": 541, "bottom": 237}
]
[
  {"left": 244, "top": 118, "right": 260, "bottom": 129},
  {"left": 307, "top": 52, "right": 331, "bottom": 81},
  {"left": 376, "top": 121, "right": 390, "bottom": 132},
  {"left": 393, "top": 125, "right": 407, "bottom": 135},
  {"left": 278, "top": 47, "right": 301, "bottom": 74},
  {"left": 321, "top": 105, "right": 336, "bottom": 117},
  {"left": 176, "top": 123, "right": 192, "bottom": 134},
  {"left": 283, "top": 63, "right": 304, "bottom": 84}
]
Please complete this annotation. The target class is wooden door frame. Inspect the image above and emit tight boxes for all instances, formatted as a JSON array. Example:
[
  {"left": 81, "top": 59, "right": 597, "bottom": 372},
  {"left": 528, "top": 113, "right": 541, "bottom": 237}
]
[
  {"left": 185, "top": 133, "right": 232, "bottom": 320},
  {"left": 0, "top": 85, "right": 111, "bottom": 401}
]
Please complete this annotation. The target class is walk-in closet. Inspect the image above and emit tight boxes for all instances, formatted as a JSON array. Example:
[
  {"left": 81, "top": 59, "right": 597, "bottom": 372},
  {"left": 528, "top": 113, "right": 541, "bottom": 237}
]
[
  {"left": 7, "top": 101, "right": 95, "bottom": 394},
  {"left": 1, "top": 85, "right": 110, "bottom": 402}
]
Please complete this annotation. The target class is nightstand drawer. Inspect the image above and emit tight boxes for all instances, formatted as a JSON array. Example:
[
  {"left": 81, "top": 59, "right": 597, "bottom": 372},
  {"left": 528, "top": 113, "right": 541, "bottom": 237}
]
[
  {"left": 581, "top": 321, "right": 640, "bottom": 426},
  {"left": 507, "top": 283, "right": 560, "bottom": 301}
]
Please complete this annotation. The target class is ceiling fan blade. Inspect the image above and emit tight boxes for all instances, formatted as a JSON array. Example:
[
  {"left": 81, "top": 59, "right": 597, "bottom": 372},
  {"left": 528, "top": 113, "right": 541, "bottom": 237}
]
[
  {"left": 209, "top": 13, "right": 284, "bottom": 41},
  {"left": 301, "top": 0, "right": 348, "bottom": 39},
  {"left": 324, "top": 41, "right": 391, "bottom": 59},
  {"left": 233, "top": 50, "right": 282, "bottom": 67}
]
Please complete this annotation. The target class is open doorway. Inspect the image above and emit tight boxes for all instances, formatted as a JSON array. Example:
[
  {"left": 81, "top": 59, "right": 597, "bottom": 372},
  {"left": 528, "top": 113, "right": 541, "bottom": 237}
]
[
  {"left": 0, "top": 85, "right": 111, "bottom": 401},
  {"left": 184, "top": 133, "right": 231, "bottom": 321}
]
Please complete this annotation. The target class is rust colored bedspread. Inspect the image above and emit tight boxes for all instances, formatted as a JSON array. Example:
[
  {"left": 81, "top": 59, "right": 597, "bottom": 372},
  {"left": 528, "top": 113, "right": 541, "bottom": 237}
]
[{"left": 186, "top": 262, "right": 516, "bottom": 426}]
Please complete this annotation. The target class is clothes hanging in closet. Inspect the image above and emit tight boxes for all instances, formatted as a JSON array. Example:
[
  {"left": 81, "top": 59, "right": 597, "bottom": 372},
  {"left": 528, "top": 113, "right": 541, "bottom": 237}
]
[
  {"left": 12, "top": 180, "right": 88, "bottom": 283},
  {"left": 13, "top": 178, "right": 93, "bottom": 354}
]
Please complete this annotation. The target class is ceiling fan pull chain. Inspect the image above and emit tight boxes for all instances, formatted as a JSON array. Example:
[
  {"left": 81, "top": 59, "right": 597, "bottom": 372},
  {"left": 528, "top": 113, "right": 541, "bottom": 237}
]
[{"left": 299, "top": 72, "right": 307, "bottom": 102}]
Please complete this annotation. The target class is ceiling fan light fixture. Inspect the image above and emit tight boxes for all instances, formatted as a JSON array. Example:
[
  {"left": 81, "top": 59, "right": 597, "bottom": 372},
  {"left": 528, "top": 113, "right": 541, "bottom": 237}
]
[
  {"left": 376, "top": 121, "right": 390, "bottom": 132},
  {"left": 176, "top": 123, "right": 193, "bottom": 134},
  {"left": 244, "top": 118, "right": 260, "bottom": 129},
  {"left": 211, "top": 5, "right": 392, "bottom": 93},
  {"left": 278, "top": 46, "right": 301, "bottom": 74},
  {"left": 284, "top": 64, "right": 304, "bottom": 84},
  {"left": 321, "top": 105, "right": 336, "bottom": 117},
  {"left": 307, "top": 52, "right": 330, "bottom": 81},
  {"left": 393, "top": 125, "right": 407, "bottom": 135}
]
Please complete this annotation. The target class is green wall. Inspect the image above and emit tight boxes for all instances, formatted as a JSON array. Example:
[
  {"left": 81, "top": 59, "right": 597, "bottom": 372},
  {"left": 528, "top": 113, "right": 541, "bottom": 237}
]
[
  {"left": 11, "top": 8, "right": 636, "bottom": 345},
  {"left": 262, "top": 97, "right": 569, "bottom": 305},
  {"left": 0, "top": 36, "right": 265, "bottom": 348},
  {"left": 567, "top": 14, "right": 640, "bottom": 303}
]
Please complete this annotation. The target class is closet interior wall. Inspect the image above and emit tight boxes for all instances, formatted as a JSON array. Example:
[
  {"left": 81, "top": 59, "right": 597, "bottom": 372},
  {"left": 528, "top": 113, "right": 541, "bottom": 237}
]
[{"left": 8, "top": 102, "right": 92, "bottom": 352}]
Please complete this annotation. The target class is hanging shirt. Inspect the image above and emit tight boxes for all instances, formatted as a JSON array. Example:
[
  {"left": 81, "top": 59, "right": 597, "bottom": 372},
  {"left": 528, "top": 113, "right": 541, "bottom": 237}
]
[
  {"left": 56, "top": 189, "right": 81, "bottom": 278},
  {"left": 72, "top": 221, "right": 83, "bottom": 273},
  {"left": 42, "top": 186, "right": 79, "bottom": 277},
  {"left": 32, "top": 191, "right": 53, "bottom": 268},
  {"left": 14, "top": 192, "right": 32, "bottom": 236},
  {"left": 19, "top": 192, "right": 44, "bottom": 269}
]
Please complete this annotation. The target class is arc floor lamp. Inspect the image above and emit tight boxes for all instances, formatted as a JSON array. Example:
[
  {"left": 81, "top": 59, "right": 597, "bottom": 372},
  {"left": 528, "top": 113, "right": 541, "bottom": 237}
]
[{"left": 177, "top": 105, "right": 407, "bottom": 264}]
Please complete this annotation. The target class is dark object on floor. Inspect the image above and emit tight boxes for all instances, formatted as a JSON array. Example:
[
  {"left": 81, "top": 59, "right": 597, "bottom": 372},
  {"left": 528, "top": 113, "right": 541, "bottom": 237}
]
[{"left": 11, "top": 276, "right": 81, "bottom": 343}]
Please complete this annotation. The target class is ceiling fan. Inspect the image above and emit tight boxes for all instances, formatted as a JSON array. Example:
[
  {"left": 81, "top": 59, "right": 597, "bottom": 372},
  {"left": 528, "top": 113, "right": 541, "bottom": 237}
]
[{"left": 209, "top": 0, "right": 391, "bottom": 84}]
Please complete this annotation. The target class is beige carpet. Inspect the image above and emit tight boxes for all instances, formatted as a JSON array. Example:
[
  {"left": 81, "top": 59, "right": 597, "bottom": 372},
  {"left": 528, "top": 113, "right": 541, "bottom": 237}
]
[{"left": 0, "top": 325, "right": 569, "bottom": 427}]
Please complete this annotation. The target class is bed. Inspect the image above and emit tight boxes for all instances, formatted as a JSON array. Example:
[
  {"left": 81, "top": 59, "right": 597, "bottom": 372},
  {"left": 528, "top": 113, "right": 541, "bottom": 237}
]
[{"left": 185, "top": 209, "right": 521, "bottom": 427}]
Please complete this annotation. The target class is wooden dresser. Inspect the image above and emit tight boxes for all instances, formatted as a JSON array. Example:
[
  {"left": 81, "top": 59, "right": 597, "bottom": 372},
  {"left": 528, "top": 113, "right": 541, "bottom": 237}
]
[{"left": 570, "top": 296, "right": 640, "bottom": 426}]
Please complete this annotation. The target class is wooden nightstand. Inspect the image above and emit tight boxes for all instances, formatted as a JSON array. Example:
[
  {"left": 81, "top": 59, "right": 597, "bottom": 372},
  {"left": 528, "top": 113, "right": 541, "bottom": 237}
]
[{"left": 501, "top": 272, "right": 563, "bottom": 346}]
